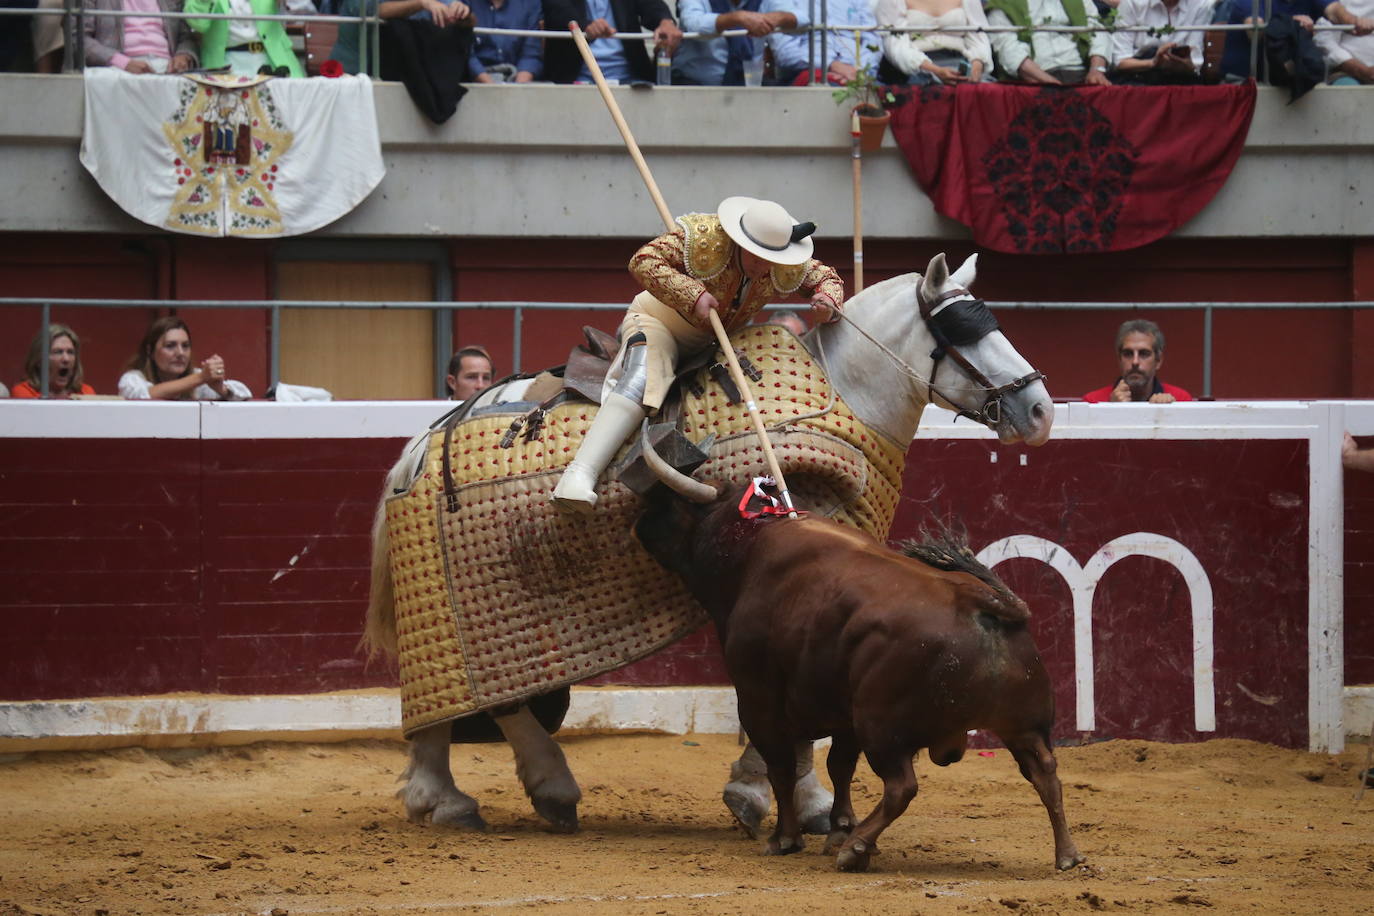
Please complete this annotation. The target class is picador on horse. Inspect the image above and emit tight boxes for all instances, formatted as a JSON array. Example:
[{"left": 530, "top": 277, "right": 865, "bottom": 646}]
[
  {"left": 366, "top": 189, "right": 1054, "bottom": 841},
  {"left": 552, "top": 196, "right": 843, "bottom": 513}
]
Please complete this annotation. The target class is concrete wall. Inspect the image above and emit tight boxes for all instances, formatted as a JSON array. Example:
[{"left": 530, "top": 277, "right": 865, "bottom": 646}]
[{"left": 3, "top": 74, "right": 1374, "bottom": 239}]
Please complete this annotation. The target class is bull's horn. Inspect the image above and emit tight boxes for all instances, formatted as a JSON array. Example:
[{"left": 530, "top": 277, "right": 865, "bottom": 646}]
[{"left": 640, "top": 419, "right": 719, "bottom": 503}]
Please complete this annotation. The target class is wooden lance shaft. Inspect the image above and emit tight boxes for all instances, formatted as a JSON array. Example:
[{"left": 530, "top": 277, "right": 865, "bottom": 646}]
[
  {"left": 851, "top": 110, "right": 864, "bottom": 293},
  {"left": 569, "top": 22, "right": 798, "bottom": 514}
]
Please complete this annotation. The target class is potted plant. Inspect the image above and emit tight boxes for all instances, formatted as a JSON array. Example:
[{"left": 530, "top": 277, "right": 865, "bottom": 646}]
[{"left": 833, "top": 38, "right": 894, "bottom": 152}]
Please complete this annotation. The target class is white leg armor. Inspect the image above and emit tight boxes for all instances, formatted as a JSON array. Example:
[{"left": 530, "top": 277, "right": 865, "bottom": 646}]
[{"left": 552, "top": 334, "right": 650, "bottom": 514}]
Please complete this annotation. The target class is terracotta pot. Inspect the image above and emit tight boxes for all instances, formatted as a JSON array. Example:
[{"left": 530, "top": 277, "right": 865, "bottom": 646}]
[{"left": 853, "top": 104, "right": 890, "bottom": 152}]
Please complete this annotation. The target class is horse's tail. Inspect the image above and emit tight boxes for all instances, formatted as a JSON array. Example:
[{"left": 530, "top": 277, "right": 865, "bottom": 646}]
[{"left": 362, "top": 431, "right": 428, "bottom": 659}]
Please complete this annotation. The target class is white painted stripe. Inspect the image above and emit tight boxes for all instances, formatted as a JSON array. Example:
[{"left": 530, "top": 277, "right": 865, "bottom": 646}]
[
  {"left": 0, "top": 687, "right": 741, "bottom": 747},
  {"left": 0, "top": 399, "right": 201, "bottom": 439},
  {"left": 200, "top": 400, "right": 456, "bottom": 439},
  {"left": 1308, "top": 402, "right": 1345, "bottom": 754},
  {"left": 0, "top": 400, "right": 1349, "bottom": 441}
]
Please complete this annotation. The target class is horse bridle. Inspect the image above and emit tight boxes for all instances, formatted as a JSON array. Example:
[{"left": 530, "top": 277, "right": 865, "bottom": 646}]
[{"left": 918, "top": 286, "right": 1046, "bottom": 429}]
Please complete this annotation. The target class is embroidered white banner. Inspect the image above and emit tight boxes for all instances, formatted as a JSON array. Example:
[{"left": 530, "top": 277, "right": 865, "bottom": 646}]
[{"left": 80, "top": 68, "right": 385, "bottom": 237}]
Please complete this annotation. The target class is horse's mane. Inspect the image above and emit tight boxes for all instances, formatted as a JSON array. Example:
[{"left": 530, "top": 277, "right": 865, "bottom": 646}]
[{"left": 897, "top": 520, "right": 1020, "bottom": 609}]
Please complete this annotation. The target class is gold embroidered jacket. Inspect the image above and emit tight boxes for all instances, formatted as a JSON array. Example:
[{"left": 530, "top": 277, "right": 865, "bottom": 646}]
[{"left": 629, "top": 213, "right": 846, "bottom": 333}]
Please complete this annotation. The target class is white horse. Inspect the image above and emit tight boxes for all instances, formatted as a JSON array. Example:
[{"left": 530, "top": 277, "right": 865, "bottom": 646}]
[{"left": 364, "top": 252, "right": 1054, "bottom": 836}]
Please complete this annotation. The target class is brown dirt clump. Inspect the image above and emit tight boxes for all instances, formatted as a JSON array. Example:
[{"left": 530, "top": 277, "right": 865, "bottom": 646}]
[{"left": 1, "top": 733, "right": 1371, "bottom": 915}]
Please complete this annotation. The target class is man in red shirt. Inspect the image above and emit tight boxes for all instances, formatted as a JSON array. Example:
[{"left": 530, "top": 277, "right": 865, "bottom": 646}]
[{"left": 1082, "top": 319, "right": 1192, "bottom": 403}]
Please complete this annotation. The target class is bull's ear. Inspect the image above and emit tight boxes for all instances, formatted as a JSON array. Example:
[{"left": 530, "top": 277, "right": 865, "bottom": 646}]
[{"left": 950, "top": 253, "right": 978, "bottom": 290}]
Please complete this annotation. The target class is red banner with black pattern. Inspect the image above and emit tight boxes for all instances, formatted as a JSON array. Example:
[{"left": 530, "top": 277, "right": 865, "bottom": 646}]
[{"left": 886, "top": 82, "right": 1257, "bottom": 254}]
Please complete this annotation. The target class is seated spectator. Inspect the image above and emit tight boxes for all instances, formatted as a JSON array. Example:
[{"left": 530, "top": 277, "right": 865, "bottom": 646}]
[
  {"left": 542, "top": 0, "right": 681, "bottom": 84},
  {"left": 329, "top": 0, "right": 472, "bottom": 74},
  {"left": 764, "top": 308, "right": 806, "bottom": 335},
  {"left": 119, "top": 316, "right": 252, "bottom": 400},
  {"left": 1082, "top": 318, "right": 1192, "bottom": 403},
  {"left": 83, "top": 0, "right": 199, "bottom": 74},
  {"left": 1218, "top": 0, "right": 1373, "bottom": 82},
  {"left": 11, "top": 324, "right": 96, "bottom": 398},
  {"left": 876, "top": 0, "right": 993, "bottom": 84},
  {"left": 672, "top": 0, "right": 794, "bottom": 85},
  {"left": 986, "top": 0, "right": 1111, "bottom": 84},
  {"left": 184, "top": 0, "right": 316, "bottom": 77},
  {"left": 469, "top": 0, "right": 542, "bottom": 81},
  {"left": 1108, "top": 0, "right": 1212, "bottom": 83},
  {"left": 446, "top": 344, "right": 494, "bottom": 400},
  {"left": 769, "top": 0, "right": 880, "bottom": 85},
  {"left": 1316, "top": 0, "right": 1374, "bottom": 82},
  {"left": 32, "top": 0, "right": 63, "bottom": 72}
]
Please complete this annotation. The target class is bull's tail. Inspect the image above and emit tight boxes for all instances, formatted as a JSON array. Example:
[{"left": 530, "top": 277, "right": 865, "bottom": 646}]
[{"left": 362, "top": 432, "right": 429, "bottom": 659}]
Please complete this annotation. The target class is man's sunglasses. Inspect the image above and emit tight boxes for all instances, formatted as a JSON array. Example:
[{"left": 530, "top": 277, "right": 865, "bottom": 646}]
[{"left": 258, "top": 65, "right": 291, "bottom": 78}]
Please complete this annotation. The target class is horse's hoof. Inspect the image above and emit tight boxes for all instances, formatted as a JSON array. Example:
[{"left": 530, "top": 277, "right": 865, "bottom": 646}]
[
  {"left": 836, "top": 840, "right": 872, "bottom": 873},
  {"left": 723, "top": 786, "right": 768, "bottom": 839},
  {"left": 794, "top": 770, "right": 834, "bottom": 836},
  {"left": 430, "top": 803, "right": 488, "bottom": 832},
  {"left": 533, "top": 798, "right": 579, "bottom": 834}
]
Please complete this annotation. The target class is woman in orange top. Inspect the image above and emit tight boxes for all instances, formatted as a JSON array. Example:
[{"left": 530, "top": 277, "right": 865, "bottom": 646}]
[{"left": 11, "top": 324, "right": 97, "bottom": 398}]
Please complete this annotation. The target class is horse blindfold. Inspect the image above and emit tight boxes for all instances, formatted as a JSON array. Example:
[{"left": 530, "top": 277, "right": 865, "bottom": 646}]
[{"left": 927, "top": 298, "right": 1001, "bottom": 349}]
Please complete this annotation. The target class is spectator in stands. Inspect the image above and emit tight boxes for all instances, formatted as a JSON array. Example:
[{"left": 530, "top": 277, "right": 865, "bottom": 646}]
[
  {"left": 1082, "top": 318, "right": 1192, "bottom": 403},
  {"left": 119, "top": 316, "right": 252, "bottom": 400},
  {"left": 876, "top": 0, "right": 993, "bottom": 85},
  {"left": 329, "top": 0, "right": 473, "bottom": 74},
  {"left": 469, "top": 0, "right": 543, "bottom": 81},
  {"left": 1218, "top": 0, "right": 1373, "bottom": 82},
  {"left": 446, "top": 344, "right": 494, "bottom": 400},
  {"left": 764, "top": 308, "right": 806, "bottom": 335},
  {"left": 1316, "top": 0, "right": 1374, "bottom": 82},
  {"left": 11, "top": 324, "right": 96, "bottom": 398},
  {"left": 986, "top": 0, "right": 1111, "bottom": 84},
  {"left": 542, "top": 0, "right": 681, "bottom": 83},
  {"left": 671, "top": 0, "right": 794, "bottom": 85},
  {"left": 1109, "top": 0, "right": 1212, "bottom": 83},
  {"left": 769, "top": 0, "right": 880, "bottom": 86},
  {"left": 185, "top": 0, "right": 316, "bottom": 77},
  {"left": 82, "top": 0, "right": 199, "bottom": 73},
  {"left": 31, "top": 0, "right": 64, "bottom": 72},
  {"left": 1344, "top": 432, "right": 1374, "bottom": 471}
]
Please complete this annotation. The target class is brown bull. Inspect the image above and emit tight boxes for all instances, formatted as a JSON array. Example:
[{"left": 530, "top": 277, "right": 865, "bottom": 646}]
[{"left": 633, "top": 480, "right": 1085, "bottom": 873}]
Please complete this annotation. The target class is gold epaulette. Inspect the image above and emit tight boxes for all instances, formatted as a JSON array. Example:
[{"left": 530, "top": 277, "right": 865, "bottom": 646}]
[
  {"left": 676, "top": 213, "right": 733, "bottom": 280},
  {"left": 771, "top": 262, "right": 806, "bottom": 294}
]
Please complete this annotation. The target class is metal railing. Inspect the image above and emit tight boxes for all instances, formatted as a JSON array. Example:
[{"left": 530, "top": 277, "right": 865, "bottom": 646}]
[
  {"left": 4, "top": 296, "right": 1371, "bottom": 400},
  {"left": 8, "top": 0, "right": 1363, "bottom": 83}
]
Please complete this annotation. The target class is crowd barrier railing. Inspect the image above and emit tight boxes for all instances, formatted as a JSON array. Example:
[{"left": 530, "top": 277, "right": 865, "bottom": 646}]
[
  {"left": 3, "top": 296, "right": 1370, "bottom": 399},
  {"left": 7, "top": 3, "right": 1369, "bottom": 83}
]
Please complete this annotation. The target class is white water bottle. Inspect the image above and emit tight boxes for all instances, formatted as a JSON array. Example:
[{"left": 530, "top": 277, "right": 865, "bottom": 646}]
[{"left": 655, "top": 46, "right": 671, "bottom": 86}]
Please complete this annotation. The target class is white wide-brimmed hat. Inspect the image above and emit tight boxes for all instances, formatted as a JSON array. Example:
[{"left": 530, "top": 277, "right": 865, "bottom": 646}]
[{"left": 717, "top": 196, "right": 816, "bottom": 266}]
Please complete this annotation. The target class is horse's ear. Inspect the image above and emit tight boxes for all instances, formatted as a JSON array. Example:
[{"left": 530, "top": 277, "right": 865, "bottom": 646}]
[
  {"left": 950, "top": 253, "right": 978, "bottom": 290},
  {"left": 922, "top": 253, "right": 949, "bottom": 297}
]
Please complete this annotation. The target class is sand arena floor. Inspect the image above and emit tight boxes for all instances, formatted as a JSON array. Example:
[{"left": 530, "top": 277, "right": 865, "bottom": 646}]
[{"left": 1, "top": 733, "right": 1371, "bottom": 915}]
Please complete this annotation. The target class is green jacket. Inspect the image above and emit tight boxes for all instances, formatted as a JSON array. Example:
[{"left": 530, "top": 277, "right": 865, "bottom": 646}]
[
  {"left": 185, "top": 0, "right": 305, "bottom": 77},
  {"left": 984, "top": 0, "right": 1094, "bottom": 66}
]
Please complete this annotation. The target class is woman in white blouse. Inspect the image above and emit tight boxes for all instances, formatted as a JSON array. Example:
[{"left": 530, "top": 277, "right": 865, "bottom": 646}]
[
  {"left": 119, "top": 316, "right": 252, "bottom": 401},
  {"left": 876, "top": 0, "right": 994, "bottom": 84}
]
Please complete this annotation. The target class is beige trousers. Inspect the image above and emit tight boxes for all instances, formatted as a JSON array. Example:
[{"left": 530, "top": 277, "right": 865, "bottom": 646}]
[{"left": 600, "top": 291, "right": 714, "bottom": 411}]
